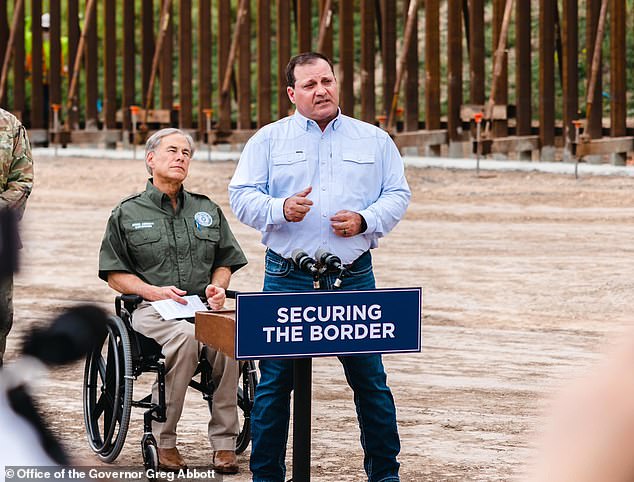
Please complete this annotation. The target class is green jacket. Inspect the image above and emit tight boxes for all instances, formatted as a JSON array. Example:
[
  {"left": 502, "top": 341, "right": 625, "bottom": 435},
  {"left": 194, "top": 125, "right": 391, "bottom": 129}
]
[
  {"left": 99, "top": 180, "right": 247, "bottom": 297},
  {"left": 0, "top": 109, "right": 34, "bottom": 219}
]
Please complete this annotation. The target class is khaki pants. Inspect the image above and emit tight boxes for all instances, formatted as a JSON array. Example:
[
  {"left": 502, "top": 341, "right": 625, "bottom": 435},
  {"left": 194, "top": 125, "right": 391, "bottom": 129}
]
[
  {"left": 0, "top": 275, "right": 13, "bottom": 366},
  {"left": 132, "top": 302, "right": 239, "bottom": 450}
]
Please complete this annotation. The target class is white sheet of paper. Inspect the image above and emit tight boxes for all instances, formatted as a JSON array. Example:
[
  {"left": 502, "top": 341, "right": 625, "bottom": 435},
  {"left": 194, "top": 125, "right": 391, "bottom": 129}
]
[{"left": 150, "top": 295, "right": 209, "bottom": 320}]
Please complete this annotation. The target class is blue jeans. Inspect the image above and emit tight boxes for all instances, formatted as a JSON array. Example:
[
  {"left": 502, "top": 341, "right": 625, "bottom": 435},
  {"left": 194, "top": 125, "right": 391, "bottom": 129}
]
[{"left": 250, "top": 250, "right": 401, "bottom": 482}]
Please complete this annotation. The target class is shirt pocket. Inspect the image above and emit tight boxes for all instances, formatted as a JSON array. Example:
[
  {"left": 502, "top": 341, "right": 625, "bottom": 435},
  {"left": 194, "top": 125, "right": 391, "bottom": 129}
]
[
  {"left": 193, "top": 226, "right": 220, "bottom": 265},
  {"left": 270, "top": 150, "right": 309, "bottom": 196},
  {"left": 338, "top": 150, "right": 377, "bottom": 197},
  {"left": 128, "top": 228, "right": 165, "bottom": 271}
]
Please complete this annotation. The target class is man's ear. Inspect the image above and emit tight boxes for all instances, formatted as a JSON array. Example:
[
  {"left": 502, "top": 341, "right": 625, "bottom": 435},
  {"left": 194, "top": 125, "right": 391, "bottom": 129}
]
[
  {"left": 287, "top": 86, "right": 296, "bottom": 104},
  {"left": 146, "top": 152, "right": 155, "bottom": 170}
]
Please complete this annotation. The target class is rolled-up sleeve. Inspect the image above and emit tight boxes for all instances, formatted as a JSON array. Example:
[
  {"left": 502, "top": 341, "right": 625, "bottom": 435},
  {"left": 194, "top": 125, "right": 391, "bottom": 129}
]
[{"left": 228, "top": 132, "right": 287, "bottom": 232}]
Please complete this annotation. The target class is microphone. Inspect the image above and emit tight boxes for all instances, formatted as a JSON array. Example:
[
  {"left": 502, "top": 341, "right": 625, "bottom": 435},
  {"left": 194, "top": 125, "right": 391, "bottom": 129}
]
[
  {"left": 291, "top": 249, "right": 321, "bottom": 288},
  {"left": 314, "top": 248, "right": 348, "bottom": 288}
]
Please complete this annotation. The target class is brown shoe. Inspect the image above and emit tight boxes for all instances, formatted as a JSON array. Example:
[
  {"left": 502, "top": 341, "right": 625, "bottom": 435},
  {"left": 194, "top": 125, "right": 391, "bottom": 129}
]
[
  {"left": 213, "top": 450, "right": 239, "bottom": 474},
  {"left": 158, "top": 447, "right": 187, "bottom": 471}
]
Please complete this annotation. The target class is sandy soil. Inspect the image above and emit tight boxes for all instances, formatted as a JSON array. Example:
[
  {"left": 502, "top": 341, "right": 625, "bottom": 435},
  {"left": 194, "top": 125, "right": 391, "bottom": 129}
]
[{"left": 6, "top": 156, "right": 634, "bottom": 481}]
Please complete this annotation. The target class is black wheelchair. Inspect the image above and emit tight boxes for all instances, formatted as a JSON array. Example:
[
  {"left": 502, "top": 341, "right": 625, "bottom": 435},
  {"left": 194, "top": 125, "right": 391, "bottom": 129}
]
[{"left": 82, "top": 294, "right": 257, "bottom": 470}]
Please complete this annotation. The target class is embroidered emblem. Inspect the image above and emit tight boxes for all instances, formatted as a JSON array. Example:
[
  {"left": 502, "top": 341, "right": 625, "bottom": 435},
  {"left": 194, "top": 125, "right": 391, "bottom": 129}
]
[
  {"left": 194, "top": 211, "right": 213, "bottom": 228},
  {"left": 131, "top": 222, "right": 155, "bottom": 230}
]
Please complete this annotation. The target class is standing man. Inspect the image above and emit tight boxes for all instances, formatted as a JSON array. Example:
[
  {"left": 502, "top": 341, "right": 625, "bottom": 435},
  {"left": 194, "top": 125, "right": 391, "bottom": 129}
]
[
  {"left": 0, "top": 108, "right": 34, "bottom": 367},
  {"left": 99, "top": 128, "right": 247, "bottom": 473},
  {"left": 229, "top": 53, "right": 410, "bottom": 482}
]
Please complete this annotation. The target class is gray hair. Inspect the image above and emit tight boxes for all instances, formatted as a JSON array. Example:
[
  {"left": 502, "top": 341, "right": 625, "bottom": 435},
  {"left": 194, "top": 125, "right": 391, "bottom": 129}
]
[{"left": 144, "top": 128, "right": 196, "bottom": 175}]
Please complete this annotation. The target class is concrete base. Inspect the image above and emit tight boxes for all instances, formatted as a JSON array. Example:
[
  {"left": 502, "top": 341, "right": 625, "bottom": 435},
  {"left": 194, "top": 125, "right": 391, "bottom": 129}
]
[
  {"left": 540, "top": 146, "right": 556, "bottom": 163},
  {"left": 517, "top": 150, "right": 532, "bottom": 161},
  {"left": 402, "top": 146, "right": 419, "bottom": 157},
  {"left": 425, "top": 145, "right": 441, "bottom": 157},
  {"left": 585, "top": 154, "right": 603, "bottom": 165},
  {"left": 29, "top": 129, "right": 49, "bottom": 146},
  {"left": 447, "top": 141, "right": 466, "bottom": 159},
  {"left": 561, "top": 148, "right": 574, "bottom": 164},
  {"left": 611, "top": 152, "right": 627, "bottom": 166}
]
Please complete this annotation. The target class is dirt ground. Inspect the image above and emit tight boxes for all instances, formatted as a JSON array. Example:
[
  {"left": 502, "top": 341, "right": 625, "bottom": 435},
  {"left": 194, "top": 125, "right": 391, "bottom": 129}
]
[{"left": 6, "top": 155, "right": 634, "bottom": 481}]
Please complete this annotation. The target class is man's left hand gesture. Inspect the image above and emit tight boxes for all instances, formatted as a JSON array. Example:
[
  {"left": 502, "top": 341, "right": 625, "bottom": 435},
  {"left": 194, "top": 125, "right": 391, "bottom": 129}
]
[
  {"left": 331, "top": 210, "right": 363, "bottom": 237},
  {"left": 205, "top": 284, "right": 226, "bottom": 310}
]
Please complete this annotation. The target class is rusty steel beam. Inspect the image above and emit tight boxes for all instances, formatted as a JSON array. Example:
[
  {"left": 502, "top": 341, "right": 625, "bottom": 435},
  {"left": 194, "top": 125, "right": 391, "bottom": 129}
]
[
  {"left": 316, "top": 0, "right": 333, "bottom": 55},
  {"left": 381, "top": 0, "right": 396, "bottom": 119},
  {"left": 584, "top": 0, "right": 605, "bottom": 139},
  {"left": 403, "top": 0, "right": 419, "bottom": 132},
  {"left": 0, "top": 0, "right": 24, "bottom": 103},
  {"left": 257, "top": 0, "right": 272, "bottom": 127},
  {"left": 277, "top": 0, "right": 291, "bottom": 118},
  {"left": 490, "top": 0, "right": 510, "bottom": 138},
  {"left": 65, "top": 0, "right": 97, "bottom": 131},
  {"left": 425, "top": 0, "right": 440, "bottom": 132},
  {"left": 515, "top": 0, "right": 531, "bottom": 136},
  {"left": 217, "top": 0, "right": 231, "bottom": 130},
  {"left": 539, "top": 0, "right": 555, "bottom": 147},
  {"left": 610, "top": 0, "right": 626, "bottom": 138},
  {"left": 160, "top": 1, "right": 174, "bottom": 113},
  {"left": 30, "top": 0, "right": 44, "bottom": 128},
  {"left": 142, "top": 0, "right": 173, "bottom": 127},
  {"left": 85, "top": 0, "right": 98, "bottom": 128},
  {"left": 197, "top": 0, "right": 211, "bottom": 135},
  {"left": 238, "top": 0, "right": 251, "bottom": 129},
  {"left": 297, "top": 0, "right": 312, "bottom": 52},
  {"left": 142, "top": 0, "right": 154, "bottom": 99},
  {"left": 103, "top": 0, "right": 117, "bottom": 129},
  {"left": 339, "top": 0, "right": 354, "bottom": 116},
  {"left": 447, "top": 0, "right": 463, "bottom": 142},
  {"left": 360, "top": 0, "right": 375, "bottom": 124},
  {"left": 469, "top": 0, "right": 484, "bottom": 105},
  {"left": 178, "top": 0, "right": 192, "bottom": 128}
]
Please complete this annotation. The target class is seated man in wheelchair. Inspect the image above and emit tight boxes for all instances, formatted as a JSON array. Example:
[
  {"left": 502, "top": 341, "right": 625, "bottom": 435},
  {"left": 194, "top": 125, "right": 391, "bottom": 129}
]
[{"left": 98, "top": 128, "right": 247, "bottom": 473}]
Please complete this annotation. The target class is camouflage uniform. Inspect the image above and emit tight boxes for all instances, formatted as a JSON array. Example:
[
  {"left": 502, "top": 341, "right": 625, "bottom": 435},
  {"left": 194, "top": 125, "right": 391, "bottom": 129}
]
[{"left": 0, "top": 108, "right": 34, "bottom": 366}]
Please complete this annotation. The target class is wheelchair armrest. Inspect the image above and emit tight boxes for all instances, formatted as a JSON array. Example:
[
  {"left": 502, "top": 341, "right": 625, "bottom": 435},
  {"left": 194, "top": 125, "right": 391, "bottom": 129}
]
[{"left": 115, "top": 294, "right": 144, "bottom": 317}]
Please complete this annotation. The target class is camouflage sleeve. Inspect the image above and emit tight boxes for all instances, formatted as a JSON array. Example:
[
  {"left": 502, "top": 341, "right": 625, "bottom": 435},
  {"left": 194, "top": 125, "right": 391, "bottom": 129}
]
[{"left": 0, "top": 123, "right": 34, "bottom": 218}]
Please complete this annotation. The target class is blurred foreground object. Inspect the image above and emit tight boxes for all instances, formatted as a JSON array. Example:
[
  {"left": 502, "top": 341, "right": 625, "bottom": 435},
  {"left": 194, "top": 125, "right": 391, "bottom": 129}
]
[
  {"left": 530, "top": 332, "right": 634, "bottom": 482},
  {"left": 0, "top": 304, "right": 108, "bottom": 465},
  {"left": 0, "top": 208, "right": 19, "bottom": 278}
]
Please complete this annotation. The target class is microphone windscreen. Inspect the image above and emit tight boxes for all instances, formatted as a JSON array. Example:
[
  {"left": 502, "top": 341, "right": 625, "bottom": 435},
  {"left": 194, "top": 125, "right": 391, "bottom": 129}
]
[
  {"left": 314, "top": 248, "right": 329, "bottom": 264},
  {"left": 291, "top": 249, "right": 308, "bottom": 263}
]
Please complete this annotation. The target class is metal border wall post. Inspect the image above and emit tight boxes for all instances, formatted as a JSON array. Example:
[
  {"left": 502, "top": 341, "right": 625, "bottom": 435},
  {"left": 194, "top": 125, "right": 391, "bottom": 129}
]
[
  {"left": 130, "top": 105, "right": 140, "bottom": 160},
  {"left": 51, "top": 104, "right": 61, "bottom": 157},
  {"left": 572, "top": 119, "right": 583, "bottom": 179},
  {"left": 203, "top": 108, "right": 213, "bottom": 161}
]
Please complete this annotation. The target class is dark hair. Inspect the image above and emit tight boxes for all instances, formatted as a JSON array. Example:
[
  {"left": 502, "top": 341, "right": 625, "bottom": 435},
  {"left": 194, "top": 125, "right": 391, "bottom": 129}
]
[{"left": 285, "top": 52, "right": 335, "bottom": 88}]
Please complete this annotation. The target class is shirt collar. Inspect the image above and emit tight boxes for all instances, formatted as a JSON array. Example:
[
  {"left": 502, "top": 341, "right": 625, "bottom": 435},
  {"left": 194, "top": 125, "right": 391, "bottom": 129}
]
[
  {"left": 145, "top": 178, "right": 186, "bottom": 212},
  {"left": 292, "top": 108, "right": 342, "bottom": 132}
]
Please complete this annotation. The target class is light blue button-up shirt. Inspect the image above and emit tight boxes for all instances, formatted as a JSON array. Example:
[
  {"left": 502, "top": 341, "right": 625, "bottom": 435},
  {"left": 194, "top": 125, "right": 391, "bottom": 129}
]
[{"left": 229, "top": 110, "right": 411, "bottom": 264}]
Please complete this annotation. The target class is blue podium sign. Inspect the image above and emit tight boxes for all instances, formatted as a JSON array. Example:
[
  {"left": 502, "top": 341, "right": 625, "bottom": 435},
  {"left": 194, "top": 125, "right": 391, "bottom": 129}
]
[{"left": 234, "top": 287, "right": 422, "bottom": 359}]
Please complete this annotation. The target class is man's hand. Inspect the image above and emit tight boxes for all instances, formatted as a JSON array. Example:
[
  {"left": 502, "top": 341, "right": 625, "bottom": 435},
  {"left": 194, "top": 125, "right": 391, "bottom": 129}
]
[
  {"left": 205, "top": 284, "right": 226, "bottom": 310},
  {"left": 330, "top": 210, "right": 363, "bottom": 237},
  {"left": 147, "top": 286, "right": 188, "bottom": 304},
  {"left": 283, "top": 186, "right": 313, "bottom": 222}
]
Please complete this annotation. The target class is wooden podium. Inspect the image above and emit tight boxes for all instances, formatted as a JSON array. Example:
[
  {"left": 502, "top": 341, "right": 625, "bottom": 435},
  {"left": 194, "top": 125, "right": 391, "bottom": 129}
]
[{"left": 195, "top": 310, "right": 237, "bottom": 359}]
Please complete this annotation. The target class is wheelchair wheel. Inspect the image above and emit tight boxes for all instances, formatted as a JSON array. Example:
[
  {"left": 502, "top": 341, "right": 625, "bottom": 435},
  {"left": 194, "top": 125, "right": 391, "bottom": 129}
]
[
  {"left": 142, "top": 435, "right": 159, "bottom": 473},
  {"left": 201, "top": 359, "right": 257, "bottom": 454},
  {"left": 83, "top": 315, "right": 133, "bottom": 462},
  {"left": 236, "top": 360, "right": 257, "bottom": 454}
]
